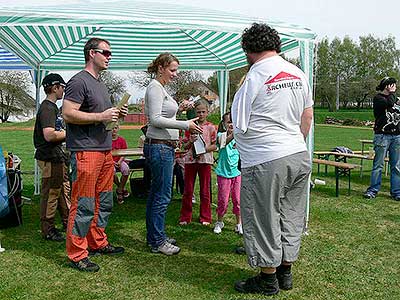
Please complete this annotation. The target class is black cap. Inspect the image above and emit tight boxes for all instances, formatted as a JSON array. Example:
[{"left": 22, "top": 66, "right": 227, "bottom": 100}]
[{"left": 42, "top": 73, "right": 66, "bottom": 88}]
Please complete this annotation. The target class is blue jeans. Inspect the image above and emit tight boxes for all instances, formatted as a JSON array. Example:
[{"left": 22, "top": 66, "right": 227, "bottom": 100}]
[
  {"left": 367, "top": 134, "right": 400, "bottom": 197},
  {"left": 143, "top": 143, "right": 174, "bottom": 247}
]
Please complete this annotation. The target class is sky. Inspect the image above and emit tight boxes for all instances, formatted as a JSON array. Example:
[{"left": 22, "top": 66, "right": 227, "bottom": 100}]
[
  {"left": 2, "top": 0, "right": 398, "bottom": 44},
  {"left": 1, "top": 0, "right": 399, "bottom": 105}
]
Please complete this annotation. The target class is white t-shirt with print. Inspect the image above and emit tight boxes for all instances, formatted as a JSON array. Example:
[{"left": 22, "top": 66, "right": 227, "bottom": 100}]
[{"left": 231, "top": 55, "right": 313, "bottom": 168}]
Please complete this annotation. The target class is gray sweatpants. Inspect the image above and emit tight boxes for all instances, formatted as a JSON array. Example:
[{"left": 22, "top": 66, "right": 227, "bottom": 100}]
[{"left": 240, "top": 151, "right": 311, "bottom": 268}]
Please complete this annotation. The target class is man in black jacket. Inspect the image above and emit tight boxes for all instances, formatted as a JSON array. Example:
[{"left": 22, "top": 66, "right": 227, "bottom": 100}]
[{"left": 364, "top": 77, "right": 400, "bottom": 201}]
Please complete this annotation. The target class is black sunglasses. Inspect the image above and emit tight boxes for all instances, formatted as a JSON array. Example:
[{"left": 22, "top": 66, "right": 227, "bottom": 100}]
[{"left": 93, "top": 48, "right": 112, "bottom": 58}]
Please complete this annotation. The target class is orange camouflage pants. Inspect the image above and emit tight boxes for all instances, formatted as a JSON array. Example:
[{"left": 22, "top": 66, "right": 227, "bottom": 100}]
[{"left": 66, "top": 151, "right": 114, "bottom": 262}]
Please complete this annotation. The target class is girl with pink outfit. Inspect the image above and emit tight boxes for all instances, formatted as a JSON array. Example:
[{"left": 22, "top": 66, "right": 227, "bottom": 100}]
[
  {"left": 213, "top": 112, "right": 242, "bottom": 234},
  {"left": 111, "top": 123, "right": 130, "bottom": 204},
  {"left": 179, "top": 99, "right": 216, "bottom": 225}
]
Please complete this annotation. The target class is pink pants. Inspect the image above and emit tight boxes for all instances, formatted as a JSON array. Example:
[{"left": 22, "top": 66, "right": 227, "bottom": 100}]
[
  {"left": 216, "top": 175, "right": 241, "bottom": 217},
  {"left": 114, "top": 160, "right": 130, "bottom": 176},
  {"left": 180, "top": 163, "right": 212, "bottom": 223}
]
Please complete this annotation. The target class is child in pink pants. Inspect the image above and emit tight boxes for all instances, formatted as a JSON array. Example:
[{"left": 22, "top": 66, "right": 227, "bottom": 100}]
[
  {"left": 213, "top": 112, "right": 242, "bottom": 234},
  {"left": 111, "top": 123, "right": 130, "bottom": 204},
  {"left": 179, "top": 99, "right": 216, "bottom": 225}
]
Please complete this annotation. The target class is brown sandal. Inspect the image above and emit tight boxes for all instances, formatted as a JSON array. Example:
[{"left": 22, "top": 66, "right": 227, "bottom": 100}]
[{"left": 116, "top": 190, "right": 124, "bottom": 204}]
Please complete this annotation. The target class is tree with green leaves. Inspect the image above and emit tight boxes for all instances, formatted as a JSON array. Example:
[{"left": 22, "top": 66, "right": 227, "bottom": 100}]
[
  {"left": 129, "top": 70, "right": 204, "bottom": 101},
  {"left": 315, "top": 35, "right": 400, "bottom": 111},
  {"left": 0, "top": 71, "right": 34, "bottom": 122},
  {"left": 99, "top": 71, "right": 126, "bottom": 105}
]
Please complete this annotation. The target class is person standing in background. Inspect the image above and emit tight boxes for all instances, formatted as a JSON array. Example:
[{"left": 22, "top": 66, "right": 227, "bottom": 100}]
[
  {"left": 34, "top": 73, "right": 70, "bottom": 242},
  {"left": 363, "top": 77, "right": 400, "bottom": 201}
]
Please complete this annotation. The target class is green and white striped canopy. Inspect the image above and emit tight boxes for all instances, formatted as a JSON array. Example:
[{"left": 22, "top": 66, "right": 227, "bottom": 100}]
[{"left": 0, "top": 0, "right": 315, "bottom": 72}]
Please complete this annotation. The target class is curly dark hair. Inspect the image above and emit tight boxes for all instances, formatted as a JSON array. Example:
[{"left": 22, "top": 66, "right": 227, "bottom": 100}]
[{"left": 241, "top": 23, "right": 281, "bottom": 54}]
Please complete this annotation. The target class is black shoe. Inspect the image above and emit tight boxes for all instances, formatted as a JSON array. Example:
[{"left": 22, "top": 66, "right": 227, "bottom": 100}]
[
  {"left": 88, "top": 244, "right": 125, "bottom": 256},
  {"left": 276, "top": 265, "right": 293, "bottom": 290},
  {"left": 234, "top": 273, "right": 279, "bottom": 295},
  {"left": 69, "top": 257, "right": 100, "bottom": 272},
  {"left": 45, "top": 228, "right": 65, "bottom": 242},
  {"left": 234, "top": 246, "right": 246, "bottom": 255}
]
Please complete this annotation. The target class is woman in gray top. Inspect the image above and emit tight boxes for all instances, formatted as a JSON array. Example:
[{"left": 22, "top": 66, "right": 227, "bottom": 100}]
[{"left": 144, "top": 52, "right": 202, "bottom": 255}]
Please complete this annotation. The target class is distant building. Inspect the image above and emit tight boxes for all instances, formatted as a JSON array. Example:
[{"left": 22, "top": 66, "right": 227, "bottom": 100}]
[{"left": 189, "top": 80, "right": 219, "bottom": 112}]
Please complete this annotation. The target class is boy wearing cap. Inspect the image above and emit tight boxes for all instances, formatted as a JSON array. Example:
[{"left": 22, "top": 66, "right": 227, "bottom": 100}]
[{"left": 33, "top": 73, "right": 70, "bottom": 242}]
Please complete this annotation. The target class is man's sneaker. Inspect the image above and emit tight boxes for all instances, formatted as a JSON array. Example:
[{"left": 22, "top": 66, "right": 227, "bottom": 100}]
[
  {"left": 69, "top": 257, "right": 100, "bottom": 272},
  {"left": 235, "top": 223, "right": 243, "bottom": 235},
  {"left": 363, "top": 191, "right": 376, "bottom": 199},
  {"left": 213, "top": 221, "right": 224, "bottom": 234},
  {"left": 88, "top": 244, "right": 125, "bottom": 256},
  {"left": 392, "top": 195, "right": 400, "bottom": 201},
  {"left": 276, "top": 265, "right": 293, "bottom": 290},
  {"left": 45, "top": 228, "right": 65, "bottom": 242},
  {"left": 151, "top": 241, "right": 180, "bottom": 255},
  {"left": 234, "top": 273, "right": 279, "bottom": 295}
]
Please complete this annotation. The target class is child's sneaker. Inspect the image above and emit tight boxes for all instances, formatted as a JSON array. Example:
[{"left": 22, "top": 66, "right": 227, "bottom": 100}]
[
  {"left": 213, "top": 221, "right": 224, "bottom": 234},
  {"left": 235, "top": 223, "right": 243, "bottom": 235},
  {"left": 192, "top": 195, "right": 196, "bottom": 203}
]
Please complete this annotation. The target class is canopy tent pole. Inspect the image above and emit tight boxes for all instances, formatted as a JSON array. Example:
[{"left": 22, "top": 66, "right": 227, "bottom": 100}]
[
  {"left": 217, "top": 69, "right": 229, "bottom": 115},
  {"left": 31, "top": 68, "right": 49, "bottom": 196},
  {"left": 299, "top": 39, "right": 316, "bottom": 234}
]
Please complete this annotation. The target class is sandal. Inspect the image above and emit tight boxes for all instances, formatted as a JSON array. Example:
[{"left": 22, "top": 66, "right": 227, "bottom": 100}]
[
  {"left": 123, "top": 189, "right": 130, "bottom": 198},
  {"left": 116, "top": 190, "right": 124, "bottom": 204}
]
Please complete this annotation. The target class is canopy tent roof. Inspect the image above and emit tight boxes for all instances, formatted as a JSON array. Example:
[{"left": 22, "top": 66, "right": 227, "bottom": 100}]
[
  {"left": 0, "top": 0, "right": 315, "bottom": 72},
  {"left": 0, "top": 45, "right": 30, "bottom": 70}
]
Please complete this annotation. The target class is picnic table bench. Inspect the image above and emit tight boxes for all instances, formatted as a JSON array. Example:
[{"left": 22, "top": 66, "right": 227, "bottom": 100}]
[{"left": 312, "top": 158, "right": 361, "bottom": 197}]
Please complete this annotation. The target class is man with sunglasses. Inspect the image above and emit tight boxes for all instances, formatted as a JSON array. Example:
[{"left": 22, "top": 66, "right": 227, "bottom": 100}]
[
  {"left": 34, "top": 73, "right": 70, "bottom": 242},
  {"left": 63, "top": 37, "right": 128, "bottom": 272}
]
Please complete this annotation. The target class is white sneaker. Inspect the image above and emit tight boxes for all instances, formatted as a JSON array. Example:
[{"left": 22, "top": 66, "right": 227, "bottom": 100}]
[
  {"left": 192, "top": 195, "right": 196, "bottom": 203},
  {"left": 235, "top": 223, "right": 243, "bottom": 235},
  {"left": 213, "top": 221, "right": 224, "bottom": 234},
  {"left": 151, "top": 241, "right": 180, "bottom": 255}
]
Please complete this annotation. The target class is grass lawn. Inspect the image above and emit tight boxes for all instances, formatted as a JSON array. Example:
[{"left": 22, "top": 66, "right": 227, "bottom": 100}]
[{"left": 0, "top": 124, "right": 399, "bottom": 300}]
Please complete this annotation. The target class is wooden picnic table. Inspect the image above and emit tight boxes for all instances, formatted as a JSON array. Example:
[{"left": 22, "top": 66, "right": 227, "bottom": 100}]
[
  {"left": 312, "top": 158, "right": 360, "bottom": 196},
  {"left": 111, "top": 148, "right": 143, "bottom": 157}
]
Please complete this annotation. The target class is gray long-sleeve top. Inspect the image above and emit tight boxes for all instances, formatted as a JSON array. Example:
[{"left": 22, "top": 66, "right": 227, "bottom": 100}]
[{"left": 144, "top": 79, "right": 189, "bottom": 140}]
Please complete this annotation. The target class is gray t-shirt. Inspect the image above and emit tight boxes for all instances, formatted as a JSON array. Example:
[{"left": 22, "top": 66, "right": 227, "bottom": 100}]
[
  {"left": 64, "top": 70, "right": 112, "bottom": 151},
  {"left": 145, "top": 79, "right": 189, "bottom": 140}
]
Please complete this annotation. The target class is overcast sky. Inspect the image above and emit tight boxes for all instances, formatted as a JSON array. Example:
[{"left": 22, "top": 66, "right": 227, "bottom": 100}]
[{"left": 1, "top": 0, "right": 398, "bottom": 45}]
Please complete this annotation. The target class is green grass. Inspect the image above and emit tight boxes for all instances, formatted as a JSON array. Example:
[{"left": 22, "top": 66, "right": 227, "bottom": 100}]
[
  {"left": 1, "top": 125, "right": 399, "bottom": 300},
  {"left": 0, "top": 118, "right": 36, "bottom": 127},
  {"left": 314, "top": 108, "right": 374, "bottom": 125},
  {"left": 314, "top": 124, "right": 373, "bottom": 151}
]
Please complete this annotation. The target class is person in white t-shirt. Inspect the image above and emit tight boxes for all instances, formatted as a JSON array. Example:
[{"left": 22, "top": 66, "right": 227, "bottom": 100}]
[{"left": 232, "top": 23, "right": 313, "bottom": 296}]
